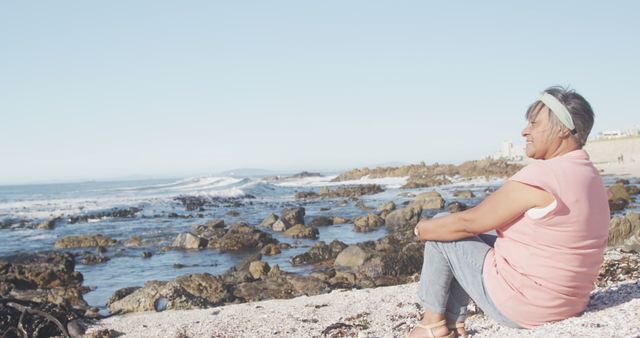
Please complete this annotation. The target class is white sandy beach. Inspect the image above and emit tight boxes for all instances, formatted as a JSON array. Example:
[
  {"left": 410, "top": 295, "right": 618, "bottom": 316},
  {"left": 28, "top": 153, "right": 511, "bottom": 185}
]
[{"left": 86, "top": 279, "right": 640, "bottom": 338}]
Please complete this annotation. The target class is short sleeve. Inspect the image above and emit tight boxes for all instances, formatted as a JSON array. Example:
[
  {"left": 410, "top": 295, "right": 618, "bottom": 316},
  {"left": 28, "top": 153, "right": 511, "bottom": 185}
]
[{"left": 509, "top": 161, "right": 558, "bottom": 198}]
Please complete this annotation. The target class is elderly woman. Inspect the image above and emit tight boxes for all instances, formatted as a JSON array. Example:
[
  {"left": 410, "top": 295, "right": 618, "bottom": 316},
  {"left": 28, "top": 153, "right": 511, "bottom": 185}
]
[{"left": 407, "top": 87, "right": 610, "bottom": 338}]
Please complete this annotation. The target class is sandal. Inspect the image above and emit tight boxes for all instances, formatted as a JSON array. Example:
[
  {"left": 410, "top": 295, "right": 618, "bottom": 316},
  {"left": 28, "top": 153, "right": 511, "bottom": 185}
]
[
  {"left": 447, "top": 322, "right": 469, "bottom": 337},
  {"left": 405, "top": 319, "right": 455, "bottom": 338}
]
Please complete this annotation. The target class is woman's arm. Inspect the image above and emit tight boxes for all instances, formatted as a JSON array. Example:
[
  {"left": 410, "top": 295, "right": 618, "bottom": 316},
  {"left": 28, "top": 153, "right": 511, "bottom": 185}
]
[{"left": 415, "top": 180, "right": 554, "bottom": 241}]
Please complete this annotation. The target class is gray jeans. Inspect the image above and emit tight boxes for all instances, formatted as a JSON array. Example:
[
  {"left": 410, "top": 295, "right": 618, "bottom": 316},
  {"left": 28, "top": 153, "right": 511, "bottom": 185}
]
[{"left": 416, "top": 234, "right": 522, "bottom": 328}]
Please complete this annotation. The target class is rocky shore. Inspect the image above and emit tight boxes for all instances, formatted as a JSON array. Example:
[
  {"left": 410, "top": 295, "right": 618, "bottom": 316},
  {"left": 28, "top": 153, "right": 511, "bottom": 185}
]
[
  {"left": 0, "top": 162, "right": 638, "bottom": 338},
  {"left": 85, "top": 258, "right": 640, "bottom": 337}
]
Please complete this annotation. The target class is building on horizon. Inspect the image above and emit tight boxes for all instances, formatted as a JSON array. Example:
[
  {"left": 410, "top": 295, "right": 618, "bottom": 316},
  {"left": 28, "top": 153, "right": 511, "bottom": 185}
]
[{"left": 492, "top": 140, "right": 524, "bottom": 162}]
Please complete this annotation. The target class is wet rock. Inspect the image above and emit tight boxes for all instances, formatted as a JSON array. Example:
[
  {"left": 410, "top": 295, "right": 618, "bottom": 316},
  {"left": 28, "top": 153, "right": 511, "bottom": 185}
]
[
  {"left": 226, "top": 210, "right": 240, "bottom": 217},
  {"left": 141, "top": 251, "right": 153, "bottom": 258},
  {"left": 0, "top": 252, "right": 88, "bottom": 310},
  {"left": 207, "top": 222, "right": 278, "bottom": 251},
  {"left": 172, "top": 232, "right": 207, "bottom": 250},
  {"left": 260, "top": 243, "right": 281, "bottom": 256},
  {"left": 291, "top": 240, "right": 348, "bottom": 265},
  {"left": 283, "top": 224, "right": 319, "bottom": 239},
  {"left": 309, "top": 216, "right": 334, "bottom": 227},
  {"left": 453, "top": 190, "right": 475, "bottom": 199},
  {"left": 107, "top": 273, "right": 234, "bottom": 314},
  {"left": 627, "top": 185, "right": 640, "bottom": 195},
  {"left": 249, "top": 261, "right": 270, "bottom": 279},
  {"left": 37, "top": 216, "right": 61, "bottom": 230},
  {"left": 608, "top": 183, "right": 632, "bottom": 211},
  {"left": 67, "top": 207, "right": 141, "bottom": 224},
  {"left": 282, "top": 207, "right": 306, "bottom": 226},
  {"left": 609, "top": 198, "right": 630, "bottom": 212},
  {"left": 54, "top": 234, "right": 117, "bottom": 249},
  {"left": 353, "top": 214, "right": 385, "bottom": 232},
  {"left": 412, "top": 191, "right": 445, "bottom": 210},
  {"left": 385, "top": 205, "right": 423, "bottom": 232},
  {"left": 191, "top": 219, "right": 225, "bottom": 240},
  {"left": 608, "top": 212, "right": 640, "bottom": 252},
  {"left": 272, "top": 218, "right": 292, "bottom": 232},
  {"left": 0, "top": 299, "right": 84, "bottom": 338},
  {"left": 78, "top": 253, "right": 109, "bottom": 265},
  {"left": 260, "top": 213, "right": 279, "bottom": 228},
  {"left": 448, "top": 201, "right": 468, "bottom": 213}
]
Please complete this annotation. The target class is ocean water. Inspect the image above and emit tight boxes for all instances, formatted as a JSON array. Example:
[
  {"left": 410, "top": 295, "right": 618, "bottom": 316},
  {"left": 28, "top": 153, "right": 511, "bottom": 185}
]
[{"left": 5, "top": 173, "right": 633, "bottom": 312}]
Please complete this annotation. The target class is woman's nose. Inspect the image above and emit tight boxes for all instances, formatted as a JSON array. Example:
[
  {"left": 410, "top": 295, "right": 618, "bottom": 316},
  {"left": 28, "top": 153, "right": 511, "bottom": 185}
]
[{"left": 521, "top": 126, "right": 529, "bottom": 137}]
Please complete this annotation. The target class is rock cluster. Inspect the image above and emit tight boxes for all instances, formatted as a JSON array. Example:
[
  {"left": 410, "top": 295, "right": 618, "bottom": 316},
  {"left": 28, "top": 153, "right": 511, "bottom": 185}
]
[
  {"left": 331, "top": 159, "right": 522, "bottom": 188},
  {"left": 295, "top": 185, "right": 384, "bottom": 199},
  {"left": 107, "top": 255, "right": 329, "bottom": 314},
  {"left": 54, "top": 234, "right": 117, "bottom": 249},
  {"left": 172, "top": 221, "right": 278, "bottom": 251},
  {"left": 0, "top": 252, "right": 92, "bottom": 319}
]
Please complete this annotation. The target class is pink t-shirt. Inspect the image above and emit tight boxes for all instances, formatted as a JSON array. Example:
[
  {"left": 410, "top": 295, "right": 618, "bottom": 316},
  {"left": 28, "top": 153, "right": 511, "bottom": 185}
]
[{"left": 483, "top": 149, "right": 610, "bottom": 328}]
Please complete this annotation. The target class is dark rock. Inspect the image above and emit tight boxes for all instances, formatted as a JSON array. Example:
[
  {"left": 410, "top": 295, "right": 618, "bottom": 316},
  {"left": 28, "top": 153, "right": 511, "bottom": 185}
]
[
  {"left": 207, "top": 222, "right": 278, "bottom": 251},
  {"left": 0, "top": 299, "right": 84, "bottom": 338},
  {"left": 291, "top": 240, "right": 348, "bottom": 265},
  {"left": 260, "top": 243, "right": 281, "bottom": 256},
  {"left": 54, "top": 234, "right": 117, "bottom": 249},
  {"left": 67, "top": 207, "right": 141, "bottom": 224},
  {"left": 296, "top": 185, "right": 384, "bottom": 199},
  {"left": 141, "top": 251, "right": 153, "bottom": 258},
  {"left": 0, "top": 252, "right": 88, "bottom": 310},
  {"left": 37, "top": 216, "right": 61, "bottom": 230},
  {"left": 290, "top": 171, "right": 323, "bottom": 178},
  {"left": 79, "top": 253, "right": 109, "bottom": 265},
  {"left": 191, "top": 219, "right": 226, "bottom": 240},
  {"left": 226, "top": 210, "right": 240, "bottom": 217},
  {"left": 309, "top": 216, "right": 334, "bottom": 227},
  {"left": 448, "top": 201, "right": 468, "bottom": 213},
  {"left": 282, "top": 207, "right": 306, "bottom": 226}
]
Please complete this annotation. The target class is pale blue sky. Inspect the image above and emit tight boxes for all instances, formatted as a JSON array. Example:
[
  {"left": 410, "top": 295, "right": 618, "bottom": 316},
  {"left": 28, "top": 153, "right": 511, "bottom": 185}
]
[{"left": 1, "top": 1, "right": 638, "bottom": 184}]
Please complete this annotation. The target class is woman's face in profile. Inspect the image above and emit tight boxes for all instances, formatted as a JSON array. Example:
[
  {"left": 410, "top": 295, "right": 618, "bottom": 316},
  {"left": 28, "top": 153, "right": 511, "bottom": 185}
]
[{"left": 522, "top": 107, "right": 556, "bottom": 160}]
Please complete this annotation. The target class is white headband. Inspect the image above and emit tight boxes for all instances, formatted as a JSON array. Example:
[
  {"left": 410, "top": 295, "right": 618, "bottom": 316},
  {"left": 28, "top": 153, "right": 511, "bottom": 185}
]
[{"left": 538, "top": 93, "right": 577, "bottom": 134}]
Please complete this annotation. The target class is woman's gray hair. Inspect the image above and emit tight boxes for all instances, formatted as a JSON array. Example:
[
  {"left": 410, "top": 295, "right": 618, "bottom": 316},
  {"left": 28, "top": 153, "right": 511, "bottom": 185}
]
[{"left": 525, "top": 86, "right": 595, "bottom": 147}]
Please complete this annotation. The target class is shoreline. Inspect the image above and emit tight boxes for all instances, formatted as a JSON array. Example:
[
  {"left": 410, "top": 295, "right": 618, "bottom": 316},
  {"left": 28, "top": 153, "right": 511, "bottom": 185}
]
[{"left": 86, "top": 279, "right": 640, "bottom": 338}]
